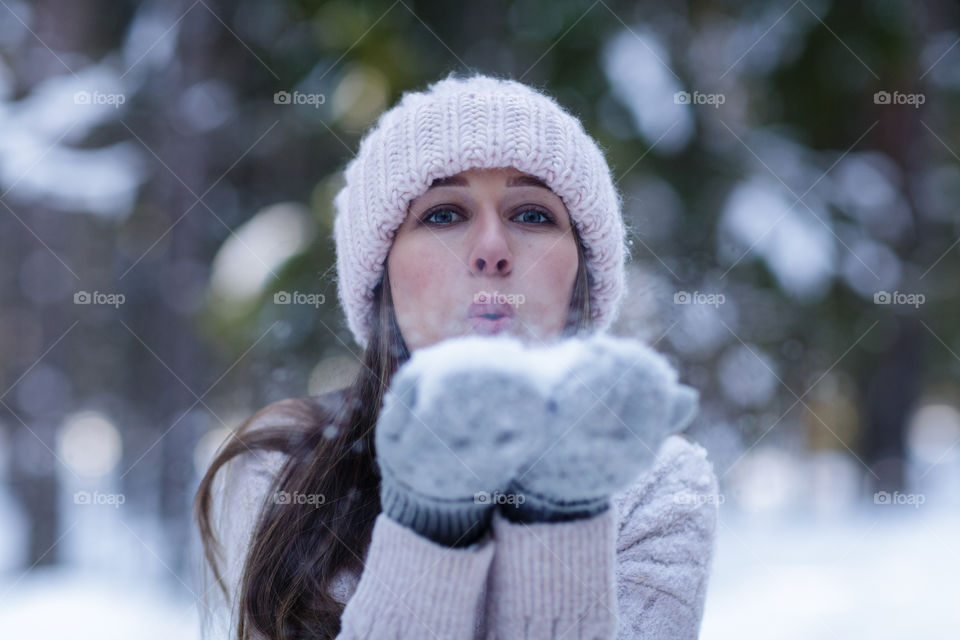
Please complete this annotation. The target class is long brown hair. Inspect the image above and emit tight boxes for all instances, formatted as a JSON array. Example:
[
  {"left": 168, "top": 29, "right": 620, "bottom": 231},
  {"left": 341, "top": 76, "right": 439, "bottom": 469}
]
[{"left": 194, "top": 224, "right": 593, "bottom": 639}]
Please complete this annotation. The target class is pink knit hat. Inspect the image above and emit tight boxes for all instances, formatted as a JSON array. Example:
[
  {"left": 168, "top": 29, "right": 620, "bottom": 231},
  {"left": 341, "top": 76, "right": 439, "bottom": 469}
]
[{"left": 332, "top": 72, "right": 627, "bottom": 349}]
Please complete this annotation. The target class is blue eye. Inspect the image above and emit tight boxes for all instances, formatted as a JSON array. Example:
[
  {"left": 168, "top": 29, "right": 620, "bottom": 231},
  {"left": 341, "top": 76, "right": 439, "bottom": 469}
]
[
  {"left": 513, "top": 208, "right": 553, "bottom": 224},
  {"left": 421, "top": 208, "right": 462, "bottom": 225},
  {"left": 419, "top": 206, "right": 555, "bottom": 226}
]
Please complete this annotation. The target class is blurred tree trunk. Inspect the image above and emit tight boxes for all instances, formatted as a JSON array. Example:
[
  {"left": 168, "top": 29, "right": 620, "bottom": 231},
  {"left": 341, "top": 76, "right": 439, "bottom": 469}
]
[
  {"left": 861, "top": 317, "right": 923, "bottom": 492},
  {"left": 859, "top": 6, "right": 928, "bottom": 492},
  {"left": 119, "top": 0, "right": 216, "bottom": 579},
  {"left": 3, "top": 0, "right": 122, "bottom": 569}
]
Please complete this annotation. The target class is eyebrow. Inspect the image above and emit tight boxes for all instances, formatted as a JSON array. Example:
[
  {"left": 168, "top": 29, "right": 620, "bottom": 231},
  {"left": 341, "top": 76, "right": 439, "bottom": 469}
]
[{"left": 425, "top": 174, "right": 551, "bottom": 190}]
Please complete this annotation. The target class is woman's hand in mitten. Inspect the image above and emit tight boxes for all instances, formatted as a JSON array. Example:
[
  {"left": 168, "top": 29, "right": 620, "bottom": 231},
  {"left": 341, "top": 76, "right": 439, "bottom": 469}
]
[
  {"left": 375, "top": 335, "right": 549, "bottom": 547},
  {"left": 502, "top": 334, "right": 700, "bottom": 524}
]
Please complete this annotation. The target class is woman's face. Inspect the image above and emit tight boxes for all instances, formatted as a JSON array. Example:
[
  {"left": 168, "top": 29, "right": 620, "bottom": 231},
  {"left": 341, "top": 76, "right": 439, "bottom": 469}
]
[{"left": 386, "top": 167, "right": 579, "bottom": 352}]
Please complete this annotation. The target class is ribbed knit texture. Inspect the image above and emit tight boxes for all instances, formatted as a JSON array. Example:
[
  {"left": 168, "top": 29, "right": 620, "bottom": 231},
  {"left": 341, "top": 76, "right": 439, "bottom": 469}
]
[
  {"left": 486, "top": 506, "right": 618, "bottom": 639},
  {"left": 196, "top": 408, "right": 719, "bottom": 640},
  {"left": 500, "top": 478, "right": 612, "bottom": 524},
  {"left": 379, "top": 472, "right": 492, "bottom": 547},
  {"left": 338, "top": 512, "right": 495, "bottom": 638},
  {"left": 333, "top": 72, "right": 628, "bottom": 349}
]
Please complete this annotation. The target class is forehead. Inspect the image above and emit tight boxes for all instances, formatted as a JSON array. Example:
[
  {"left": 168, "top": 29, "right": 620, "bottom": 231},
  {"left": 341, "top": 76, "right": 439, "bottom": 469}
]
[{"left": 426, "top": 172, "right": 552, "bottom": 190}]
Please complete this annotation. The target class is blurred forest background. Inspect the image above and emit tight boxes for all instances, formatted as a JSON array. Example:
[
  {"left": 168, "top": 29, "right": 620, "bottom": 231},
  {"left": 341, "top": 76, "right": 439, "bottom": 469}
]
[{"left": 0, "top": 0, "right": 958, "bottom": 637}]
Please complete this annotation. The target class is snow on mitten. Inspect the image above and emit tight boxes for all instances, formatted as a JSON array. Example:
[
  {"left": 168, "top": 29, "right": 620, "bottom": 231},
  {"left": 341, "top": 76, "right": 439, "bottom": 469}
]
[
  {"left": 502, "top": 334, "right": 699, "bottom": 524},
  {"left": 375, "top": 335, "right": 550, "bottom": 546}
]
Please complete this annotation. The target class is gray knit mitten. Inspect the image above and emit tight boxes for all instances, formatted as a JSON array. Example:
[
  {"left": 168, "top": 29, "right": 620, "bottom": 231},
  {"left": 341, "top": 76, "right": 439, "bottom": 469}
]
[
  {"left": 502, "top": 334, "right": 700, "bottom": 524},
  {"left": 374, "top": 335, "right": 548, "bottom": 547}
]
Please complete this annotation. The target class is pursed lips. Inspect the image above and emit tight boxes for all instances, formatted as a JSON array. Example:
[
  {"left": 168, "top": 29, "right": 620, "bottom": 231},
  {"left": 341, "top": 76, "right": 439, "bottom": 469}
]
[{"left": 467, "top": 302, "right": 515, "bottom": 320}]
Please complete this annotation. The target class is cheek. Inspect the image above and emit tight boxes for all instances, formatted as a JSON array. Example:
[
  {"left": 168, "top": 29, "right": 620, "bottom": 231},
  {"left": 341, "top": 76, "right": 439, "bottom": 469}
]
[
  {"left": 390, "top": 243, "right": 449, "bottom": 300},
  {"left": 523, "top": 238, "right": 578, "bottom": 306},
  {"left": 387, "top": 236, "right": 457, "bottom": 333}
]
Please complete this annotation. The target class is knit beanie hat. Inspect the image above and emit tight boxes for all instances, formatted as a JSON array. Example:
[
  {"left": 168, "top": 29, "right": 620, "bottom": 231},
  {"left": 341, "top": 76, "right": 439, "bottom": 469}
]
[{"left": 332, "top": 72, "right": 627, "bottom": 349}]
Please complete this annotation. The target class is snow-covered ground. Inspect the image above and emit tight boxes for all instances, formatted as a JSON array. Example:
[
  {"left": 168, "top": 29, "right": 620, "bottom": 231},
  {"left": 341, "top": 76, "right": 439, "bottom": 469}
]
[
  {"left": 702, "top": 505, "right": 960, "bottom": 639},
  {"left": 3, "top": 506, "right": 955, "bottom": 639},
  {"left": 0, "top": 568, "right": 200, "bottom": 639},
  {"left": 1, "top": 443, "right": 956, "bottom": 638}
]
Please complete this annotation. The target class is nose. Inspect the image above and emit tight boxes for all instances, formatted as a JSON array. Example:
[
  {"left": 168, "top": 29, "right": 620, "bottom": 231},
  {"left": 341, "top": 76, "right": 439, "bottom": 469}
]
[{"left": 467, "top": 208, "right": 512, "bottom": 275}]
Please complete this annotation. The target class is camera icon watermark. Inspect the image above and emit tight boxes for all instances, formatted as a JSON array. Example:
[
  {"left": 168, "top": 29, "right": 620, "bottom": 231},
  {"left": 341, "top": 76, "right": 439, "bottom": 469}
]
[
  {"left": 674, "top": 290, "right": 725, "bottom": 308},
  {"left": 673, "top": 491, "right": 725, "bottom": 507},
  {"left": 674, "top": 91, "right": 725, "bottom": 108},
  {"left": 873, "top": 290, "right": 924, "bottom": 308},
  {"left": 474, "top": 490, "right": 526, "bottom": 506},
  {"left": 74, "top": 290, "right": 125, "bottom": 308},
  {"left": 473, "top": 290, "right": 525, "bottom": 307},
  {"left": 273, "top": 490, "right": 326, "bottom": 508},
  {"left": 273, "top": 90, "right": 326, "bottom": 108},
  {"left": 873, "top": 490, "right": 925, "bottom": 508},
  {"left": 274, "top": 290, "right": 325, "bottom": 308},
  {"left": 73, "top": 90, "right": 126, "bottom": 108},
  {"left": 74, "top": 490, "right": 126, "bottom": 508},
  {"left": 873, "top": 90, "right": 925, "bottom": 108}
]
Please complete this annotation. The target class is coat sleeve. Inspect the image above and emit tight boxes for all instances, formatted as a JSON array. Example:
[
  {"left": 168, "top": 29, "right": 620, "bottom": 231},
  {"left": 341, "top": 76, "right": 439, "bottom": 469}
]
[
  {"left": 196, "top": 444, "right": 285, "bottom": 640},
  {"left": 480, "top": 436, "right": 719, "bottom": 640},
  {"left": 483, "top": 505, "right": 620, "bottom": 639},
  {"left": 196, "top": 398, "right": 495, "bottom": 640},
  {"left": 610, "top": 435, "right": 719, "bottom": 640},
  {"left": 197, "top": 398, "right": 329, "bottom": 640},
  {"left": 337, "top": 513, "right": 494, "bottom": 638}
]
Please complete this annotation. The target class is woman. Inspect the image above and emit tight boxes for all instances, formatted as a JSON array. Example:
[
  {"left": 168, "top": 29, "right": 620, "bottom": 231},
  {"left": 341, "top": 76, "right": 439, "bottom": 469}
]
[{"left": 193, "top": 73, "right": 719, "bottom": 639}]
